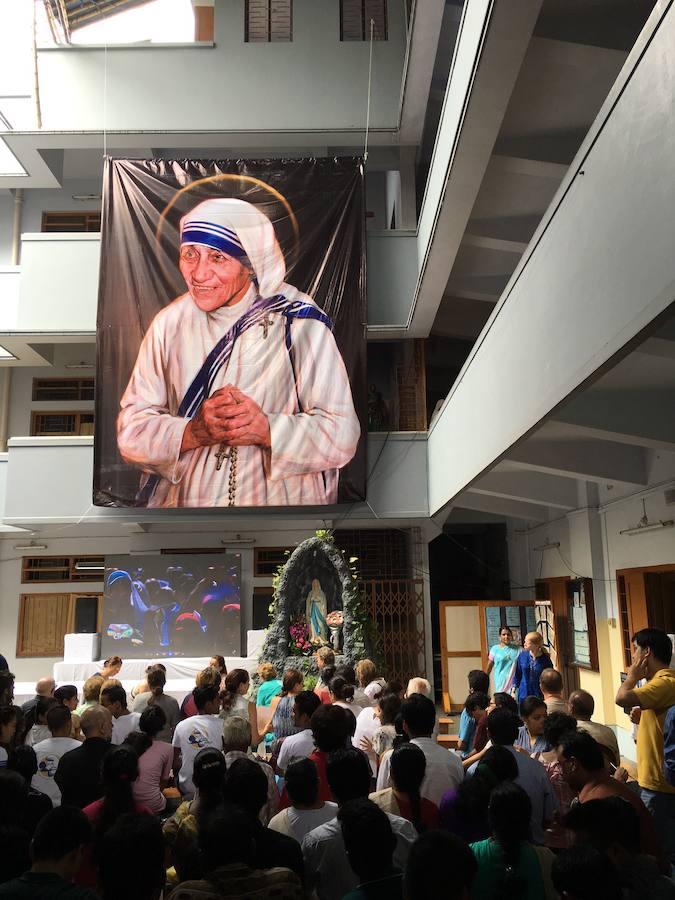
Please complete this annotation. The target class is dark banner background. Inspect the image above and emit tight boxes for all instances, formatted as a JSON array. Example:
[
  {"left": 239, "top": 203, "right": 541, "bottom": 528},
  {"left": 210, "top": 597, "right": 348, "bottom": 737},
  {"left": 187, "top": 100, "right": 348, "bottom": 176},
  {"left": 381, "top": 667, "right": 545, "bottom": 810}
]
[{"left": 94, "top": 157, "right": 366, "bottom": 507}]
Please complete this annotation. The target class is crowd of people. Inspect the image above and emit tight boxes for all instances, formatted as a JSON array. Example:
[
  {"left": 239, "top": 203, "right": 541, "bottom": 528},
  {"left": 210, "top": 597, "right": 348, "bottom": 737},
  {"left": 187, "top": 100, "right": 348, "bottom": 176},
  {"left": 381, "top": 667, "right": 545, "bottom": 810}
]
[{"left": 0, "top": 631, "right": 673, "bottom": 898}]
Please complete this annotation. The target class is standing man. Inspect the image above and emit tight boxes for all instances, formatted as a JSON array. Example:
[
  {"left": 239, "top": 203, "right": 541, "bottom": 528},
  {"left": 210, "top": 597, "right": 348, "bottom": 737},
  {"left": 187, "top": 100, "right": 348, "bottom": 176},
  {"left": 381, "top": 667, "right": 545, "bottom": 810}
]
[
  {"left": 615, "top": 627, "right": 675, "bottom": 863},
  {"left": 55, "top": 705, "right": 112, "bottom": 809}
]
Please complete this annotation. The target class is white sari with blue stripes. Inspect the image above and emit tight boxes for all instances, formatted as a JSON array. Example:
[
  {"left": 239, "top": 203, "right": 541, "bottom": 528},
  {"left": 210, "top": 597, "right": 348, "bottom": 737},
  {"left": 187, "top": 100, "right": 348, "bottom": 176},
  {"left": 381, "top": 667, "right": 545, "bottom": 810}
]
[{"left": 117, "top": 282, "right": 360, "bottom": 507}]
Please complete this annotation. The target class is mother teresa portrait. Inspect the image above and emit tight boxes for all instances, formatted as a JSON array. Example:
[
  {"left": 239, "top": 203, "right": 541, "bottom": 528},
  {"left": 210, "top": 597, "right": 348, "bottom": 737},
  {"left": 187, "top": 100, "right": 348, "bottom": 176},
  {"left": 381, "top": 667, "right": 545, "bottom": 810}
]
[{"left": 117, "top": 198, "right": 361, "bottom": 507}]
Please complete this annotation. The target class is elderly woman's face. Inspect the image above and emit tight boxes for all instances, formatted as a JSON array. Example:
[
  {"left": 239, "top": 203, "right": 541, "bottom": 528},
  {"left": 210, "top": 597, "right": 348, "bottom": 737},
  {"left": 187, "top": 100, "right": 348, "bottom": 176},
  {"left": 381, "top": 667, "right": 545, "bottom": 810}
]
[{"left": 180, "top": 244, "right": 251, "bottom": 312}]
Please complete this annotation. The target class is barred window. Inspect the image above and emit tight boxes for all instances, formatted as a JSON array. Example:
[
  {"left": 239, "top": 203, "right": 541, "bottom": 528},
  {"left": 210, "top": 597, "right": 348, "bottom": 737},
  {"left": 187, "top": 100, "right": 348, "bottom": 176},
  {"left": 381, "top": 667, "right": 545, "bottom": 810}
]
[
  {"left": 22, "top": 556, "right": 105, "bottom": 584},
  {"left": 31, "top": 411, "right": 94, "bottom": 436},
  {"left": 246, "top": 0, "right": 292, "bottom": 42},
  {"left": 341, "top": 0, "right": 387, "bottom": 41}
]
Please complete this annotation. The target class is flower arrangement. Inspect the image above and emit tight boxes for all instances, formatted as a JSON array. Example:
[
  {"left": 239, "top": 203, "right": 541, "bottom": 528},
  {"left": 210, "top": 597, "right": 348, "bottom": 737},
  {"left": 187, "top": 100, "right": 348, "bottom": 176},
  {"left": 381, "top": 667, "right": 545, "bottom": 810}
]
[
  {"left": 326, "top": 610, "right": 344, "bottom": 628},
  {"left": 289, "top": 620, "right": 312, "bottom": 656}
]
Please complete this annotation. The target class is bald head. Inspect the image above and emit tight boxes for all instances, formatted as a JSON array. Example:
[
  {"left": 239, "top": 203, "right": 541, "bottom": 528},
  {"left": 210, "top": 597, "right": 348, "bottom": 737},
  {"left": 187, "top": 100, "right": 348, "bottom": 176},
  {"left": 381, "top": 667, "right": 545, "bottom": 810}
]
[
  {"left": 36, "top": 677, "right": 55, "bottom": 697},
  {"left": 80, "top": 704, "right": 113, "bottom": 741},
  {"left": 569, "top": 689, "right": 594, "bottom": 721},
  {"left": 406, "top": 677, "right": 432, "bottom": 699}
]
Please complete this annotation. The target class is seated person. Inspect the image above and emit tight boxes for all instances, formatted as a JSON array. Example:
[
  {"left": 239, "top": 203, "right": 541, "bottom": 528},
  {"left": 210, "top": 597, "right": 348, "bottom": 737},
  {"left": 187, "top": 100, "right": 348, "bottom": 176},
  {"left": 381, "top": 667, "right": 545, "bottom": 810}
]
[
  {"left": 31, "top": 704, "right": 81, "bottom": 807},
  {"left": 470, "top": 782, "right": 555, "bottom": 899},
  {"left": 369, "top": 742, "right": 440, "bottom": 832},
  {"left": 515, "top": 696, "right": 549, "bottom": 754},
  {"left": 404, "top": 830, "right": 477, "bottom": 900},
  {"left": 169, "top": 804, "right": 302, "bottom": 900},
  {"left": 164, "top": 747, "right": 226, "bottom": 884},
  {"left": 276, "top": 691, "right": 321, "bottom": 775},
  {"left": 339, "top": 798, "right": 403, "bottom": 900},
  {"left": 7, "top": 746, "right": 53, "bottom": 836},
  {"left": 0, "top": 805, "right": 95, "bottom": 899},
  {"left": 53, "top": 686, "right": 82, "bottom": 741},
  {"left": 98, "top": 813, "right": 165, "bottom": 900},
  {"left": 224, "top": 756, "right": 304, "bottom": 882},
  {"left": 268, "top": 758, "right": 337, "bottom": 842}
]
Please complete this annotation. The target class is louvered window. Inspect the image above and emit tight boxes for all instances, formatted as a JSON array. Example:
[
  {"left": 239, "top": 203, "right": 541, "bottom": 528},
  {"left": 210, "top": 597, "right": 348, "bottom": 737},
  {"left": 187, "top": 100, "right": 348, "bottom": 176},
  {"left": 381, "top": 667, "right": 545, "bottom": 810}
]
[
  {"left": 341, "top": 0, "right": 387, "bottom": 41},
  {"left": 32, "top": 378, "right": 94, "bottom": 401},
  {"left": 254, "top": 547, "right": 292, "bottom": 576},
  {"left": 41, "top": 211, "right": 101, "bottom": 233},
  {"left": 246, "top": 0, "right": 292, "bottom": 42},
  {"left": 22, "top": 556, "right": 105, "bottom": 584}
]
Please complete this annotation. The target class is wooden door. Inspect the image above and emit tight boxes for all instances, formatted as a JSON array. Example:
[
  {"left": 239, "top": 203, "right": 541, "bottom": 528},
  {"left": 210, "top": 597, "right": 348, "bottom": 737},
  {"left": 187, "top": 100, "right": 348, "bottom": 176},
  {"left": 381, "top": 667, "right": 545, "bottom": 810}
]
[
  {"left": 439, "top": 601, "right": 483, "bottom": 712},
  {"left": 536, "top": 577, "right": 580, "bottom": 697}
]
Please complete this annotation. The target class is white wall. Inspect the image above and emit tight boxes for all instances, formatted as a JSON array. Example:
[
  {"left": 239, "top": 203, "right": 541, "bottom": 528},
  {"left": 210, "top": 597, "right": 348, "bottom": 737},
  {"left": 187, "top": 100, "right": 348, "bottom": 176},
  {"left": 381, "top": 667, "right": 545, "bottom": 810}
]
[
  {"left": 0, "top": 194, "right": 14, "bottom": 264},
  {"left": 28, "top": 0, "right": 406, "bottom": 134},
  {"left": 7, "top": 344, "right": 96, "bottom": 438},
  {"left": 508, "top": 474, "right": 675, "bottom": 758}
]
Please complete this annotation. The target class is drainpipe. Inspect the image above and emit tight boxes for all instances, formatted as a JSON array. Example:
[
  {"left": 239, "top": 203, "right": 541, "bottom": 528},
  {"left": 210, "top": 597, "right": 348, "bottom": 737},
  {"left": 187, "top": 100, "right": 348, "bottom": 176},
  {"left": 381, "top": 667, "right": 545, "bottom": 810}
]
[
  {"left": 11, "top": 188, "right": 24, "bottom": 265},
  {"left": 1, "top": 188, "right": 23, "bottom": 450}
]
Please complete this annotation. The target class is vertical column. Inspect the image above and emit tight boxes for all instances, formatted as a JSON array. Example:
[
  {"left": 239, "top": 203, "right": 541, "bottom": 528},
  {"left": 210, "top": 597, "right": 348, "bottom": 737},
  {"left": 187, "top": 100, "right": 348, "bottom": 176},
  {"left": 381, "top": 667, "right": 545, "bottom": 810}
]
[{"left": 192, "top": 0, "right": 215, "bottom": 41}]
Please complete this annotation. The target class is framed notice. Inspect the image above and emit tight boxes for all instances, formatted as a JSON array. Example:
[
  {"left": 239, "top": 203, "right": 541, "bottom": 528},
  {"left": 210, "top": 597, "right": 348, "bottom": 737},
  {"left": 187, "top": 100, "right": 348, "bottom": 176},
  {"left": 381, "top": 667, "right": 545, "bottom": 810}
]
[{"left": 567, "top": 578, "right": 599, "bottom": 671}]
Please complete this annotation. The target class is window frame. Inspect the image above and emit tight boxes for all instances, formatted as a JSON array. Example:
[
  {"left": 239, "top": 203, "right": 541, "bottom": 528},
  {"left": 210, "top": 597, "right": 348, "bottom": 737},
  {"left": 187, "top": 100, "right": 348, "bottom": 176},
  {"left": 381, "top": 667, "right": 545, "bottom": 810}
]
[
  {"left": 16, "top": 592, "right": 103, "bottom": 657},
  {"left": 30, "top": 410, "right": 95, "bottom": 437},
  {"left": 31, "top": 378, "right": 95, "bottom": 402},
  {"left": 245, "top": 0, "right": 293, "bottom": 43},
  {"left": 340, "top": 0, "right": 388, "bottom": 42},
  {"left": 41, "top": 211, "right": 101, "bottom": 233},
  {"left": 21, "top": 555, "right": 105, "bottom": 584}
]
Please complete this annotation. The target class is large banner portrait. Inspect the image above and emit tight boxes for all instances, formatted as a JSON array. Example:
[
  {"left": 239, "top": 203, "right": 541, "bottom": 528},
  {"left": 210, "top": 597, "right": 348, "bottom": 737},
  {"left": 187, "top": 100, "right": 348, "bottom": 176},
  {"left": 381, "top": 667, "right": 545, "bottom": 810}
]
[{"left": 94, "top": 158, "right": 366, "bottom": 508}]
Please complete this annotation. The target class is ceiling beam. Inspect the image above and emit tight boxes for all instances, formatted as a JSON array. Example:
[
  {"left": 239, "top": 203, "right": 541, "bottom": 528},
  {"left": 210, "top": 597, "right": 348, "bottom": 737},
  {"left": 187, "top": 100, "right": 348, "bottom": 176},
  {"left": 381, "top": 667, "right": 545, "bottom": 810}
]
[
  {"left": 505, "top": 438, "right": 648, "bottom": 486},
  {"left": 399, "top": 0, "right": 449, "bottom": 144},
  {"left": 409, "top": 0, "right": 543, "bottom": 336},
  {"left": 457, "top": 490, "right": 549, "bottom": 522},
  {"left": 462, "top": 233, "right": 529, "bottom": 255},
  {"left": 470, "top": 469, "right": 579, "bottom": 510},
  {"left": 553, "top": 389, "right": 675, "bottom": 452}
]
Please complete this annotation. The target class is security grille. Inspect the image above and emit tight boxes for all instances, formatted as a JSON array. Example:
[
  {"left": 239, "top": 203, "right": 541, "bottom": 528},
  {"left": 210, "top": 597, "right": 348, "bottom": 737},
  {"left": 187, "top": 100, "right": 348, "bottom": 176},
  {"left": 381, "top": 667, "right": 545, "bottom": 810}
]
[
  {"left": 340, "top": 0, "right": 387, "bottom": 41},
  {"left": 246, "top": 0, "right": 292, "bottom": 42}
]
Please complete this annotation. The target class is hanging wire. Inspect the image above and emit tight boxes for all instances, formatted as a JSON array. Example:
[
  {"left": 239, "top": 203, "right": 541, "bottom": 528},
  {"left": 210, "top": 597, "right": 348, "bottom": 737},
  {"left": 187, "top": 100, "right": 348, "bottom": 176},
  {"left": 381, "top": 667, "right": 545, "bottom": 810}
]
[{"left": 363, "top": 17, "right": 375, "bottom": 162}]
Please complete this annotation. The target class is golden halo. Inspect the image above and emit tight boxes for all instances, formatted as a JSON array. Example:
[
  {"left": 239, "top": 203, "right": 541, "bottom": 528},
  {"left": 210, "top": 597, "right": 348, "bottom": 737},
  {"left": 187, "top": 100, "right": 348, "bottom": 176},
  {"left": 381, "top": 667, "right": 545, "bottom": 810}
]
[{"left": 155, "top": 172, "right": 300, "bottom": 273}]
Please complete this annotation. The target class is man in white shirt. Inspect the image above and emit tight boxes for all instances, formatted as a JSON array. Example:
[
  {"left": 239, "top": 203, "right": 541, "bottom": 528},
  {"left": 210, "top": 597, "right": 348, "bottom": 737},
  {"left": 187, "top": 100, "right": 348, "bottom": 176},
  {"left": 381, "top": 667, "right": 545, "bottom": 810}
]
[
  {"left": 277, "top": 690, "right": 320, "bottom": 775},
  {"left": 172, "top": 684, "right": 223, "bottom": 798},
  {"left": 569, "top": 688, "right": 621, "bottom": 767},
  {"left": 376, "top": 693, "right": 463, "bottom": 806},
  {"left": 100, "top": 684, "right": 141, "bottom": 745},
  {"left": 467, "top": 707, "right": 558, "bottom": 845},
  {"left": 31, "top": 704, "right": 81, "bottom": 806},
  {"left": 302, "top": 748, "right": 416, "bottom": 900}
]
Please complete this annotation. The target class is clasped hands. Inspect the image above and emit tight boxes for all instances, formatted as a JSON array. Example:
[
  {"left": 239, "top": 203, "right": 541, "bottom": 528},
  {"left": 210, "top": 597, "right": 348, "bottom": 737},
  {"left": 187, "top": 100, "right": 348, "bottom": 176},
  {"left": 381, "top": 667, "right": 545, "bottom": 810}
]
[{"left": 180, "top": 384, "right": 271, "bottom": 453}]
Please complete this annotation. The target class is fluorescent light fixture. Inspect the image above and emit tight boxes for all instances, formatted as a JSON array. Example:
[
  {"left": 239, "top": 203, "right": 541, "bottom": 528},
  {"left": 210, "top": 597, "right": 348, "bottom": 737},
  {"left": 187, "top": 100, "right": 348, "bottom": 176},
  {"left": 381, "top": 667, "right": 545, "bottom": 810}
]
[
  {"left": 620, "top": 520, "right": 674, "bottom": 536},
  {"left": 220, "top": 538, "right": 255, "bottom": 546},
  {"left": 74, "top": 562, "right": 105, "bottom": 571},
  {"left": 14, "top": 541, "right": 48, "bottom": 551},
  {"left": 65, "top": 362, "right": 95, "bottom": 370},
  {"left": 619, "top": 498, "right": 673, "bottom": 536},
  {"left": 533, "top": 541, "right": 560, "bottom": 552},
  {"left": 71, "top": 194, "right": 101, "bottom": 201}
]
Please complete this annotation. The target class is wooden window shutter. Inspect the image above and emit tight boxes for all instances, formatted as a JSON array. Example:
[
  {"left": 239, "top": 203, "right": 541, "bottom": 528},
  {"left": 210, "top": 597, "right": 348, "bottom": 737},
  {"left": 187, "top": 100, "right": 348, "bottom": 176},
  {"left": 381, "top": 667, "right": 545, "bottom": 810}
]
[{"left": 17, "top": 594, "right": 72, "bottom": 657}]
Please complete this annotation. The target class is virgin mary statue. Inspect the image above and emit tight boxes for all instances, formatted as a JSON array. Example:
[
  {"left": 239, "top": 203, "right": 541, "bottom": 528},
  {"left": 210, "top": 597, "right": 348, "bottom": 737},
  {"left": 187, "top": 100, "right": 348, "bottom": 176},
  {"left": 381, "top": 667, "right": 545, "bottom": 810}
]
[{"left": 305, "top": 578, "right": 328, "bottom": 641}]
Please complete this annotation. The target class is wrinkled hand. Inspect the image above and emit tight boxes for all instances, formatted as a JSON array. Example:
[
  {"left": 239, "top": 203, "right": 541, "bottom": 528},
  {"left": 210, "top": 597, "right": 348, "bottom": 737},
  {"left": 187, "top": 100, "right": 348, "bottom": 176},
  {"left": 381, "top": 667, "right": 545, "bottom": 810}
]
[
  {"left": 181, "top": 385, "right": 270, "bottom": 452},
  {"left": 630, "top": 706, "right": 642, "bottom": 725}
]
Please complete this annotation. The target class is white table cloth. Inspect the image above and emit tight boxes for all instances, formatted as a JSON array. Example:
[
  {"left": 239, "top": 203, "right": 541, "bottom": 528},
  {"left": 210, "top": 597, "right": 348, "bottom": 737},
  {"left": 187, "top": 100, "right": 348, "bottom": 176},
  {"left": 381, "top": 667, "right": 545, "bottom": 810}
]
[{"left": 54, "top": 655, "right": 259, "bottom": 683}]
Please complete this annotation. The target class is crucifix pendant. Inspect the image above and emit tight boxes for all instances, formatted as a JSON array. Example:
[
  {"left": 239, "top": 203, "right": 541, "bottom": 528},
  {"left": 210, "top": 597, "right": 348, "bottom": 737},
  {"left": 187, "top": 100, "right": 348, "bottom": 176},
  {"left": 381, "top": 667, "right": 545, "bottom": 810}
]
[
  {"left": 214, "top": 443, "right": 229, "bottom": 471},
  {"left": 259, "top": 314, "right": 273, "bottom": 339}
]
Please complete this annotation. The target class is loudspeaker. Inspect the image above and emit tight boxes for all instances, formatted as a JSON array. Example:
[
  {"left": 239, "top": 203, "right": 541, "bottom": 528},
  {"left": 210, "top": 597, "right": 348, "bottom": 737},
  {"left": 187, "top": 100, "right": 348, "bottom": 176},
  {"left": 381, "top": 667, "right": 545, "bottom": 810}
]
[
  {"left": 74, "top": 596, "right": 98, "bottom": 634},
  {"left": 252, "top": 589, "right": 273, "bottom": 631}
]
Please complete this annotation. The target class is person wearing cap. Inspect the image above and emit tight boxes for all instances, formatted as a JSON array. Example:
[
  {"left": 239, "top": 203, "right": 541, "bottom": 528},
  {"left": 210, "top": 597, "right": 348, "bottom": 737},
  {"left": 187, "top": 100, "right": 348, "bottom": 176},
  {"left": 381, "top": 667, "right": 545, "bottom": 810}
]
[{"left": 117, "top": 197, "right": 360, "bottom": 508}]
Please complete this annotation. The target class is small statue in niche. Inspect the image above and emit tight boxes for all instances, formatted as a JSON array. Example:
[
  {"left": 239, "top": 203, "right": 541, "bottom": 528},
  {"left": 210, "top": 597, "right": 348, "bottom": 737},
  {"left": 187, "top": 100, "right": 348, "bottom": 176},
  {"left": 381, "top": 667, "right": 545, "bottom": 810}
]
[
  {"left": 368, "top": 383, "right": 389, "bottom": 431},
  {"left": 305, "top": 578, "right": 328, "bottom": 641}
]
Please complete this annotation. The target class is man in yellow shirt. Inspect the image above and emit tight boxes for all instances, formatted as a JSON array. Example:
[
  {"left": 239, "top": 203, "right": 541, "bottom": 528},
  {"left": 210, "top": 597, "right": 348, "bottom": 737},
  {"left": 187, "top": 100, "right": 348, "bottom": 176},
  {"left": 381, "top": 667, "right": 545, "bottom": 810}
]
[{"left": 616, "top": 627, "right": 675, "bottom": 865}]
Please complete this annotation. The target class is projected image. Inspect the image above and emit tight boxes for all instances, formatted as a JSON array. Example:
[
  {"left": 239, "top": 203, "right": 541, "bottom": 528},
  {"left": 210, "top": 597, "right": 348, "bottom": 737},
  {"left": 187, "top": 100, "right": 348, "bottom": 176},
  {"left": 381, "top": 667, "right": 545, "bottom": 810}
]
[{"left": 101, "top": 554, "right": 241, "bottom": 658}]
